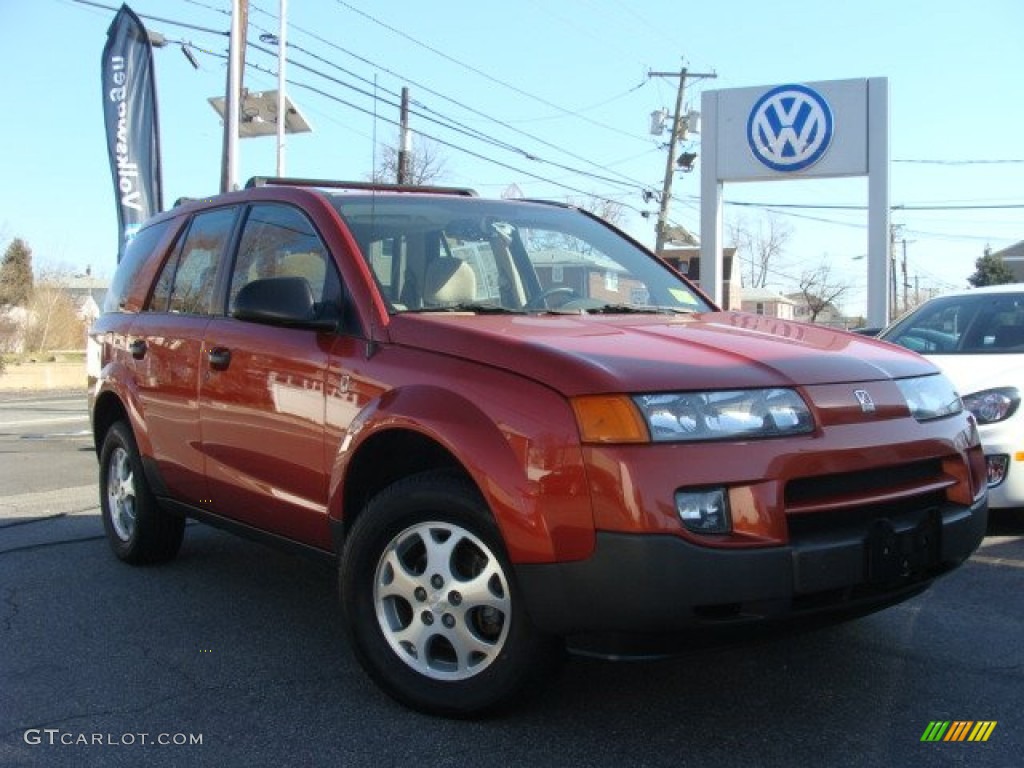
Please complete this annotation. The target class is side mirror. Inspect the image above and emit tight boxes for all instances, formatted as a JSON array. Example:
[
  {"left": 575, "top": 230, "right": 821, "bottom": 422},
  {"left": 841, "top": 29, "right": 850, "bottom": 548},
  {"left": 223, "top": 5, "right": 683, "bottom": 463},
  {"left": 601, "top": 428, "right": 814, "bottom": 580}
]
[{"left": 232, "top": 276, "right": 337, "bottom": 330}]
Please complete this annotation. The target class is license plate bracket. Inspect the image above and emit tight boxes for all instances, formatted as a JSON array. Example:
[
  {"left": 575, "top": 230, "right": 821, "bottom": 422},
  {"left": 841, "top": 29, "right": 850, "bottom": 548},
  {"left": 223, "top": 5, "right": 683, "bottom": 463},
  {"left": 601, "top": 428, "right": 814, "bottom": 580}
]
[{"left": 864, "top": 512, "right": 940, "bottom": 584}]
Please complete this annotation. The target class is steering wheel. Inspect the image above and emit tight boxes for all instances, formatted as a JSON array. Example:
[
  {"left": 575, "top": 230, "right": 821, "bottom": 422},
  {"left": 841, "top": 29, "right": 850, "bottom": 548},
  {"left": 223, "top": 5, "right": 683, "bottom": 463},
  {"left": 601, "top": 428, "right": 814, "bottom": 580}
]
[{"left": 525, "top": 286, "right": 578, "bottom": 309}]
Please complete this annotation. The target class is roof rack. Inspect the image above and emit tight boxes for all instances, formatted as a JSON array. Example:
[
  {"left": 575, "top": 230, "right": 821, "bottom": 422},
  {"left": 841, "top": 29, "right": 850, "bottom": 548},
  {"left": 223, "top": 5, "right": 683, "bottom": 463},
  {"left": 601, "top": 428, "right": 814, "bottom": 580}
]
[{"left": 245, "top": 176, "right": 477, "bottom": 196}]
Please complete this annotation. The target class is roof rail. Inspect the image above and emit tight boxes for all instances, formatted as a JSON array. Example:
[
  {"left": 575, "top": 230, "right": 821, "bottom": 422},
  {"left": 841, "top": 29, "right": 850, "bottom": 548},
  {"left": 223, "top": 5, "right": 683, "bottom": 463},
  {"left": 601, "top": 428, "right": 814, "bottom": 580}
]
[{"left": 245, "top": 176, "right": 477, "bottom": 196}]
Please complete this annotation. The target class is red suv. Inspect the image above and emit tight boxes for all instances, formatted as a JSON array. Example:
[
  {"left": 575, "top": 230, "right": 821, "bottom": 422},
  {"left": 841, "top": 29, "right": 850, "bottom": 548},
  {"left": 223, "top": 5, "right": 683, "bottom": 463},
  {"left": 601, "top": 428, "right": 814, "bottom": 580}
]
[{"left": 89, "top": 178, "right": 988, "bottom": 716}]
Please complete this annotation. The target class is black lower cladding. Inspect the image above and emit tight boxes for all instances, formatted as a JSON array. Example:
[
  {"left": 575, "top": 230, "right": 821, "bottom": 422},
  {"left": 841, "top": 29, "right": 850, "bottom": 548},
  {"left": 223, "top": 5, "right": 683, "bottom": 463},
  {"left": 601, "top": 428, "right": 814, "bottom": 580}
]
[{"left": 514, "top": 497, "right": 987, "bottom": 639}]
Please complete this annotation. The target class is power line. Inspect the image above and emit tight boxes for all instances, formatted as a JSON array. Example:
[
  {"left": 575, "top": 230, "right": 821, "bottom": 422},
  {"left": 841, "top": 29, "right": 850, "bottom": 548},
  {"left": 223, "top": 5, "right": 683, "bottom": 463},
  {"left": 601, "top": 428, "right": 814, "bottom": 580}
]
[
  {"left": 329, "top": 0, "right": 649, "bottom": 144},
  {"left": 72, "top": 0, "right": 227, "bottom": 36},
  {"left": 243, "top": 41, "right": 651, "bottom": 194},
  {"left": 244, "top": 2, "right": 654, "bottom": 192},
  {"left": 893, "top": 158, "right": 1024, "bottom": 165},
  {"left": 83, "top": 0, "right": 657, "bottom": 200},
  {"left": 725, "top": 200, "right": 1024, "bottom": 211},
  {"left": 236, "top": 53, "right": 645, "bottom": 208}
]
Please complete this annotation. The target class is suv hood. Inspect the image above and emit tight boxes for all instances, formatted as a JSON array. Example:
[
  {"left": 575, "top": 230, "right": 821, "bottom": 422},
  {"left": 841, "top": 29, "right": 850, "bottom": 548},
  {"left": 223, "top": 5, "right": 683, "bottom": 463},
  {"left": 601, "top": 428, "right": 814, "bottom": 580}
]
[{"left": 387, "top": 311, "right": 937, "bottom": 396}]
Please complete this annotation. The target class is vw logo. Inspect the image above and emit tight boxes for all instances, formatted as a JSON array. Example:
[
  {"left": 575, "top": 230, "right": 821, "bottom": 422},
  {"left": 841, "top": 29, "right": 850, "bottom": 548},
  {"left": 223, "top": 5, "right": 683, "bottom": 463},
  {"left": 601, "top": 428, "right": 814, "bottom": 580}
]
[
  {"left": 854, "top": 389, "right": 876, "bottom": 413},
  {"left": 747, "top": 84, "right": 834, "bottom": 172}
]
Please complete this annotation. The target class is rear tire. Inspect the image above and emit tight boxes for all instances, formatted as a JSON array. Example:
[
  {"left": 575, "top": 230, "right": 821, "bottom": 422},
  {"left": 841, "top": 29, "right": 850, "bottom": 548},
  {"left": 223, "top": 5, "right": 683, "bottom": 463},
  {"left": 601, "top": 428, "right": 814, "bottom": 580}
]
[
  {"left": 99, "top": 421, "right": 184, "bottom": 564},
  {"left": 340, "top": 470, "right": 563, "bottom": 717}
]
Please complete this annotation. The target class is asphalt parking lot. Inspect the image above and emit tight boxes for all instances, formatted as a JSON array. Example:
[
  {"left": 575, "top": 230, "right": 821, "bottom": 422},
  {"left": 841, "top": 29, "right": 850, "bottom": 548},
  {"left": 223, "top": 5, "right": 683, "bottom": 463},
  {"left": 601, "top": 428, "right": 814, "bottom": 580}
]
[{"left": 2, "top": 391, "right": 1022, "bottom": 767}]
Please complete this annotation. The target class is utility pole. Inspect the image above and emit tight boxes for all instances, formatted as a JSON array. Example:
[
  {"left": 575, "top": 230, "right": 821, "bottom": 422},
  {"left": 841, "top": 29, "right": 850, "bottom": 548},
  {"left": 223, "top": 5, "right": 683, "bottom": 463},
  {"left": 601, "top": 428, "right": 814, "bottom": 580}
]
[
  {"left": 397, "top": 87, "right": 411, "bottom": 184},
  {"left": 220, "top": 0, "right": 248, "bottom": 193},
  {"left": 901, "top": 238, "right": 909, "bottom": 313},
  {"left": 275, "top": 0, "right": 287, "bottom": 176},
  {"left": 649, "top": 66, "right": 716, "bottom": 254}
]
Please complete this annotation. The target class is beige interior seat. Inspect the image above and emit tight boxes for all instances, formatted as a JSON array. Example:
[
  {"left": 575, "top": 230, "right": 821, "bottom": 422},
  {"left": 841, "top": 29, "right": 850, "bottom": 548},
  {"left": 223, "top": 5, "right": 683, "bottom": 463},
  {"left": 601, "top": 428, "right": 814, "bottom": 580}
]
[{"left": 423, "top": 259, "right": 476, "bottom": 306}]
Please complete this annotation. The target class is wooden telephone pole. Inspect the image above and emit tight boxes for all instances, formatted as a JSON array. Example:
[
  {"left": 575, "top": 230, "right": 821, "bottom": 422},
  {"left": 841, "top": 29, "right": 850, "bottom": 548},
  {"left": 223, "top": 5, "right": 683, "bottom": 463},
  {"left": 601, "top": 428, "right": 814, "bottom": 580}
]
[{"left": 649, "top": 66, "right": 716, "bottom": 254}]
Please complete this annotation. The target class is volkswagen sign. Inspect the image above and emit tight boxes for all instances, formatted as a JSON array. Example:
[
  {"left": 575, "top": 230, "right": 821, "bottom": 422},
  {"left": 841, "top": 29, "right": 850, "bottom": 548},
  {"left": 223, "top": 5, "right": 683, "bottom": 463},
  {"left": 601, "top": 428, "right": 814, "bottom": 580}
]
[{"left": 746, "top": 84, "right": 834, "bottom": 172}]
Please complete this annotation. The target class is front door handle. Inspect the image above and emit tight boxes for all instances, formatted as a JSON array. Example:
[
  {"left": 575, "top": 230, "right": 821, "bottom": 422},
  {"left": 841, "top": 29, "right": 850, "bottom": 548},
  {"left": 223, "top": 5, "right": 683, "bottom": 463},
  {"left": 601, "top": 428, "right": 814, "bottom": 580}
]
[
  {"left": 129, "top": 339, "right": 147, "bottom": 360},
  {"left": 208, "top": 347, "right": 232, "bottom": 371}
]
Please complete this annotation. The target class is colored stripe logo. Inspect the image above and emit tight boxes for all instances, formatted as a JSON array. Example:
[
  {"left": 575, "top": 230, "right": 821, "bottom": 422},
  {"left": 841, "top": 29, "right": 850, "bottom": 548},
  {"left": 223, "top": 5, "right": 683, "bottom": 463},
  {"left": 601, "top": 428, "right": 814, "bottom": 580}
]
[{"left": 921, "top": 721, "right": 997, "bottom": 742}]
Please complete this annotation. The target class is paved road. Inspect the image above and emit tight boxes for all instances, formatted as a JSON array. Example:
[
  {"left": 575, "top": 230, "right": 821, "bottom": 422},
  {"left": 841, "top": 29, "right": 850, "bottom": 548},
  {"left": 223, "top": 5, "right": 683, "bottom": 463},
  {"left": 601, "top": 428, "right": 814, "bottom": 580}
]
[{"left": 1, "top": 392, "right": 1022, "bottom": 767}]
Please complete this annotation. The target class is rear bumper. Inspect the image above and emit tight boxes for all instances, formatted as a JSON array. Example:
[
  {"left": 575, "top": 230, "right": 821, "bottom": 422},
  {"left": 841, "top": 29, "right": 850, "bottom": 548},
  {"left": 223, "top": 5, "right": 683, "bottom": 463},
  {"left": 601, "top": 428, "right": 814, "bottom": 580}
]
[{"left": 515, "top": 497, "right": 987, "bottom": 638}]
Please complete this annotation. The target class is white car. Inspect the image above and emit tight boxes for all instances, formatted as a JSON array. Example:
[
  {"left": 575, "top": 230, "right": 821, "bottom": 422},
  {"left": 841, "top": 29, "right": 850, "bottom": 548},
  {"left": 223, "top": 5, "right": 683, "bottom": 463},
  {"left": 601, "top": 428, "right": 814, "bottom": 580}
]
[{"left": 881, "top": 284, "right": 1024, "bottom": 510}]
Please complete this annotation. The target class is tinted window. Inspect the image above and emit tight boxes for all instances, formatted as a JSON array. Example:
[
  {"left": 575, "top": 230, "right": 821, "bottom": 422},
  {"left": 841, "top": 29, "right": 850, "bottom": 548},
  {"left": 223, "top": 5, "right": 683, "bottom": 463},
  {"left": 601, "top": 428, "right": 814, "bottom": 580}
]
[
  {"left": 148, "top": 208, "right": 237, "bottom": 315},
  {"left": 104, "top": 219, "right": 173, "bottom": 313},
  {"left": 229, "top": 203, "right": 341, "bottom": 316}
]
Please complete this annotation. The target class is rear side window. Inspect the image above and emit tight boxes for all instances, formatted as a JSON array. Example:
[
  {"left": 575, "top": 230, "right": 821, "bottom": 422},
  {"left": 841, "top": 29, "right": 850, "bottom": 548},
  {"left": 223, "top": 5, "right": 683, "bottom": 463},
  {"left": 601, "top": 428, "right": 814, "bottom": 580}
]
[
  {"left": 228, "top": 203, "right": 341, "bottom": 314},
  {"left": 103, "top": 219, "right": 173, "bottom": 313},
  {"left": 148, "top": 207, "right": 238, "bottom": 314}
]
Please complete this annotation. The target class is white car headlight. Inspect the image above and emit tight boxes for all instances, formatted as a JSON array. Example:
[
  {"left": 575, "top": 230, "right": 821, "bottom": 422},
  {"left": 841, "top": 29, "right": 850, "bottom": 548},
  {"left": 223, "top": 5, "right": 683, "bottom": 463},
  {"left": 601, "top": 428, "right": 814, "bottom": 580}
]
[
  {"left": 633, "top": 388, "right": 814, "bottom": 442},
  {"left": 896, "top": 375, "right": 963, "bottom": 422},
  {"left": 962, "top": 387, "right": 1020, "bottom": 425}
]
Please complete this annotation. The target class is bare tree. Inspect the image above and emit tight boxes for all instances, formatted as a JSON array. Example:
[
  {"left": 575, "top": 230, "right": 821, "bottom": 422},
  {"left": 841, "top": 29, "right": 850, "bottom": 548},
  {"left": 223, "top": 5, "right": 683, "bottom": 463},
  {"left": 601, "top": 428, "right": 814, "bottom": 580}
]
[
  {"left": 371, "top": 136, "right": 448, "bottom": 185},
  {"left": 797, "top": 262, "right": 851, "bottom": 323},
  {"left": 729, "top": 214, "right": 791, "bottom": 289},
  {"left": 567, "top": 195, "right": 626, "bottom": 228},
  {"left": 25, "top": 270, "right": 87, "bottom": 353}
]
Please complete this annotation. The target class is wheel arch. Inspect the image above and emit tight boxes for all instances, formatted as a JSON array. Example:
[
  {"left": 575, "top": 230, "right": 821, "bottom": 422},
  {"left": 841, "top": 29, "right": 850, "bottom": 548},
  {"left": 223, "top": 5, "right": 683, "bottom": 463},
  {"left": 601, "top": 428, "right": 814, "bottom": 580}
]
[
  {"left": 329, "top": 384, "right": 594, "bottom": 564},
  {"left": 91, "top": 388, "right": 131, "bottom": 456}
]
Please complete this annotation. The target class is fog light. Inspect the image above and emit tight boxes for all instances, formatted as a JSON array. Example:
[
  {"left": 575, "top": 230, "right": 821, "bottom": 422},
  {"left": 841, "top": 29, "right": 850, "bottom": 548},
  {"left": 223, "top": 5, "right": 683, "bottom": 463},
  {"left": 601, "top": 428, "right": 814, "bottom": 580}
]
[
  {"left": 675, "top": 488, "right": 731, "bottom": 534},
  {"left": 987, "top": 455, "right": 1009, "bottom": 487}
]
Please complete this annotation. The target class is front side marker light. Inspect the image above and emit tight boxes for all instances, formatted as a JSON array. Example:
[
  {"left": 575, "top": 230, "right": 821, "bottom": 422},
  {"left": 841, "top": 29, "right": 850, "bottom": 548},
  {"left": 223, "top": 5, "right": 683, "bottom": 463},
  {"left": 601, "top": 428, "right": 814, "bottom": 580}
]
[
  {"left": 571, "top": 395, "right": 649, "bottom": 444},
  {"left": 675, "top": 488, "right": 731, "bottom": 534}
]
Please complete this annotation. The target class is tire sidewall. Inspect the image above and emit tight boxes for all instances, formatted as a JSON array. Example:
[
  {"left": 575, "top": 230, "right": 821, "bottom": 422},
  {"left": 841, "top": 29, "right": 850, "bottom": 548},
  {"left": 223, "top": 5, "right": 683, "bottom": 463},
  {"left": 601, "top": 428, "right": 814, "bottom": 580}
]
[
  {"left": 98, "top": 421, "right": 183, "bottom": 564},
  {"left": 99, "top": 422, "right": 142, "bottom": 560},
  {"left": 341, "top": 473, "right": 549, "bottom": 717}
]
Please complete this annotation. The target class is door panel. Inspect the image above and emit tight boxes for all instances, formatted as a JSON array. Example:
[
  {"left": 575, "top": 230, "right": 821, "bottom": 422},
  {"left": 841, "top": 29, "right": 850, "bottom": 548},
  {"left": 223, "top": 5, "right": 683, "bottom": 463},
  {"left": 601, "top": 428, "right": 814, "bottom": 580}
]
[
  {"left": 129, "top": 206, "right": 238, "bottom": 504},
  {"left": 198, "top": 203, "right": 343, "bottom": 549},
  {"left": 130, "top": 313, "right": 210, "bottom": 503},
  {"left": 199, "top": 319, "right": 332, "bottom": 548}
]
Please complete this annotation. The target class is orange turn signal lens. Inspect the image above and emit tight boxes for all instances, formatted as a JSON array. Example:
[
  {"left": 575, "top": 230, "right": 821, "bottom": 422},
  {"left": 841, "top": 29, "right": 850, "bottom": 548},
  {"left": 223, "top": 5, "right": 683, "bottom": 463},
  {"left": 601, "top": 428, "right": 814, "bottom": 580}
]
[{"left": 571, "top": 395, "right": 649, "bottom": 444}]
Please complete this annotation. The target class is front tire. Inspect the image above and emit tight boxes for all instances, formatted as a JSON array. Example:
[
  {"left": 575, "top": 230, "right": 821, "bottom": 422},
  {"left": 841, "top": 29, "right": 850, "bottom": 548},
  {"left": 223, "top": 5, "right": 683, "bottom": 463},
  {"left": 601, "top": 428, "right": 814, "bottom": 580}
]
[
  {"left": 340, "top": 470, "right": 563, "bottom": 717},
  {"left": 99, "top": 421, "right": 184, "bottom": 564}
]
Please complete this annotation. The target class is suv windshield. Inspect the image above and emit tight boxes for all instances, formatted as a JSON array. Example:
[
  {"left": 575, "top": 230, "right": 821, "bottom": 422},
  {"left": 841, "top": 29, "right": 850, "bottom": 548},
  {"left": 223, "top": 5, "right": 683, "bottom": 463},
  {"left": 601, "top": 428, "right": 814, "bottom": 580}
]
[{"left": 327, "top": 194, "right": 711, "bottom": 314}]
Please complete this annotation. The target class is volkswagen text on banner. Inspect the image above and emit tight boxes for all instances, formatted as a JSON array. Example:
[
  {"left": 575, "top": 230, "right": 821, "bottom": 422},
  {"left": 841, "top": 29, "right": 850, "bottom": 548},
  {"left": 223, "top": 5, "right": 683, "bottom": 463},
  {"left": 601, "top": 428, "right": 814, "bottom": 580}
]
[{"left": 101, "top": 3, "right": 163, "bottom": 262}]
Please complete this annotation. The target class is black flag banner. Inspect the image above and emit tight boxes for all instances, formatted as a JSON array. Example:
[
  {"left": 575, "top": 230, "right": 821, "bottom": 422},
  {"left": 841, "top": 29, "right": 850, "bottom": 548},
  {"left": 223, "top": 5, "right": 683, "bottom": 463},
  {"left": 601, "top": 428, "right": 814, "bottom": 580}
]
[{"left": 101, "top": 3, "right": 163, "bottom": 261}]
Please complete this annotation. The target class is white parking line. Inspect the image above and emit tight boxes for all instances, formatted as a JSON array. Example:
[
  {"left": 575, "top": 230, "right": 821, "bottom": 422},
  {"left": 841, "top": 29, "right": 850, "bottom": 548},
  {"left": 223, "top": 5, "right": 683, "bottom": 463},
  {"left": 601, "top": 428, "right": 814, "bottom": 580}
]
[
  {"left": 972, "top": 554, "right": 1024, "bottom": 569},
  {"left": 0, "top": 416, "right": 90, "bottom": 428}
]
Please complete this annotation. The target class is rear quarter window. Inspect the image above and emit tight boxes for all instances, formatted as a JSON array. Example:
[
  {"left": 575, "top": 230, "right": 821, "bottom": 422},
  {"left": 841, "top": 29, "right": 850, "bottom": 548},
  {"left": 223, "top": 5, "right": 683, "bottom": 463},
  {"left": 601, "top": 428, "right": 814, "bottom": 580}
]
[{"left": 103, "top": 219, "right": 174, "bottom": 313}]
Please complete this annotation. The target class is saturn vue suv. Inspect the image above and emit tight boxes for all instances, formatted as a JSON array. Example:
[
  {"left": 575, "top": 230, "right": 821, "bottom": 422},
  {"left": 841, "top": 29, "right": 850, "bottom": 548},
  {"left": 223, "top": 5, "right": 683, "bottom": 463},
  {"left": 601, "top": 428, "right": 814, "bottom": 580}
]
[{"left": 88, "top": 177, "right": 988, "bottom": 716}]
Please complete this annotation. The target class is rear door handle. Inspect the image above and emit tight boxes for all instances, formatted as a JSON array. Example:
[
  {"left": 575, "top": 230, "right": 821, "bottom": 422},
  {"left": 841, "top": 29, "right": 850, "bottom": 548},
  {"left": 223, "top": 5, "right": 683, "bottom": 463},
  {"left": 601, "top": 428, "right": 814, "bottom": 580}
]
[
  {"left": 207, "top": 347, "right": 232, "bottom": 371},
  {"left": 129, "top": 339, "right": 147, "bottom": 360}
]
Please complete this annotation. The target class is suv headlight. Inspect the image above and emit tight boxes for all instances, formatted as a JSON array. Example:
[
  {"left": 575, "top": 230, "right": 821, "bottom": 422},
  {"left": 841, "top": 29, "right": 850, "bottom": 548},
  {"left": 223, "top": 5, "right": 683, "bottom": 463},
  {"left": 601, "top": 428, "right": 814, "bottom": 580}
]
[
  {"left": 633, "top": 388, "right": 814, "bottom": 442},
  {"left": 962, "top": 387, "right": 1020, "bottom": 425},
  {"left": 895, "top": 375, "right": 963, "bottom": 421}
]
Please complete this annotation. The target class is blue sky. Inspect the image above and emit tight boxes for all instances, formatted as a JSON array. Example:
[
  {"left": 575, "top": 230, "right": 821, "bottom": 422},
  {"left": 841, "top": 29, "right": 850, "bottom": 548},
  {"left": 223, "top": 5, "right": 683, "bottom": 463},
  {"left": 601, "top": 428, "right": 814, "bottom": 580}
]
[{"left": 1, "top": 0, "right": 1021, "bottom": 318}]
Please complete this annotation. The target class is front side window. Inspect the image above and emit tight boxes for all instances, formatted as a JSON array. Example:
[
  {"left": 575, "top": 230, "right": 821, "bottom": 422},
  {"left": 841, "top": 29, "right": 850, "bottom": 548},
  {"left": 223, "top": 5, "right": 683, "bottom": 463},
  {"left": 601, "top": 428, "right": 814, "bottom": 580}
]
[
  {"left": 228, "top": 203, "right": 341, "bottom": 318},
  {"left": 329, "top": 195, "right": 711, "bottom": 315}
]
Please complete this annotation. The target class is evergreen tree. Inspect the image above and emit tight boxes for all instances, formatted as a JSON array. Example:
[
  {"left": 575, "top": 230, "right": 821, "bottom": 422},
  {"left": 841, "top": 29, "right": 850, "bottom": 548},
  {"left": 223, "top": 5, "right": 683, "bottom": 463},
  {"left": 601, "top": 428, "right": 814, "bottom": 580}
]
[
  {"left": 967, "top": 247, "right": 1015, "bottom": 287},
  {"left": 0, "top": 238, "right": 34, "bottom": 307}
]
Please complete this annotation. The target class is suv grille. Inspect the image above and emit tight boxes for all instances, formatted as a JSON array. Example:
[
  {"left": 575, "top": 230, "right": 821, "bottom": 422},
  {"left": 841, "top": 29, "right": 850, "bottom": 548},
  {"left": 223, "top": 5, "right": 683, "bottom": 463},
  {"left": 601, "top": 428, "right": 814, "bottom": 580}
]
[{"left": 784, "top": 459, "right": 954, "bottom": 542}]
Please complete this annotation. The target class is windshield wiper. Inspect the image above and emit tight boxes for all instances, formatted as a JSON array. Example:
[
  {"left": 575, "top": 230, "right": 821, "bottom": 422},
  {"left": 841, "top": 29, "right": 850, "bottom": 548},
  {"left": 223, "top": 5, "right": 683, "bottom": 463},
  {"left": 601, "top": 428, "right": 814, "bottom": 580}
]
[
  {"left": 411, "top": 303, "right": 525, "bottom": 315},
  {"left": 583, "top": 304, "right": 690, "bottom": 315}
]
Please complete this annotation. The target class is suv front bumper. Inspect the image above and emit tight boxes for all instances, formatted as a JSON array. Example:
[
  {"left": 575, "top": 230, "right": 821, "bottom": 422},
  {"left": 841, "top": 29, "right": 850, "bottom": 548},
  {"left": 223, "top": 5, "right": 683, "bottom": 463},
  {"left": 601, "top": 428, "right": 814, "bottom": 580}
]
[{"left": 515, "top": 497, "right": 986, "bottom": 638}]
